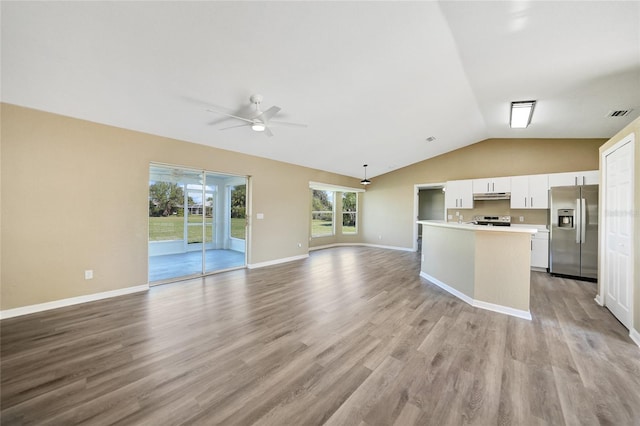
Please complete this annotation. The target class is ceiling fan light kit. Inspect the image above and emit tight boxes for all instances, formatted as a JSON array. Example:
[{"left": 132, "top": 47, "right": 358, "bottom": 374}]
[{"left": 206, "top": 94, "right": 307, "bottom": 137}]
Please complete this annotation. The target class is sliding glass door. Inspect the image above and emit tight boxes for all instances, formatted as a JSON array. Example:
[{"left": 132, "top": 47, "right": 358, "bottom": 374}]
[{"left": 148, "top": 164, "right": 247, "bottom": 283}]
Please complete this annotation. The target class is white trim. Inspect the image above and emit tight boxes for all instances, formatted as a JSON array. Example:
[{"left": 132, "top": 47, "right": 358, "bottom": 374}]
[
  {"left": 420, "top": 271, "right": 474, "bottom": 305},
  {"left": 0, "top": 284, "right": 149, "bottom": 320},
  {"left": 247, "top": 254, "right": 309, "bottom": 269},
  {"left": 309, "top": 181, "right": 365, "bottom": 193},
  {"left": 413, "top": 183, "right": 446, "bottom": 252},
  {"left": 599, "top": 132, "right": 635, "bottom": 330},
  {"left": 473, "top": 299, "right": 532, "bottom": 321},
  {"left": 420, "top": 271, "right": 532, "bottom": 321},
  {"left": 309, "top": 243, "right": 415, "bottom": 252},
  {"left": 630, "top": 328, "right": 640, "bottom": 348}
]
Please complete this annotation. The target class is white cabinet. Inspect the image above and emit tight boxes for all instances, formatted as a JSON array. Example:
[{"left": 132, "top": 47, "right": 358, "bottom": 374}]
[
  {"left": 531, "top": 231, "right": 549, "bottom": 269},
  {"left": 549, "top": 170, "right": 599, "bottom": 187},
  {"left": 445, "top": 179, "right": 473, "bottom": 209},
  {"left": 472, "top": 177, "right": 510, "bottom": 194},
  {"left": 510, "top": 174, "right": 549, "bottom": 209}
]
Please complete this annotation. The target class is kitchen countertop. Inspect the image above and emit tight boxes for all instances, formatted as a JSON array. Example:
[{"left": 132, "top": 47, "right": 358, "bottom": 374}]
[{"left": 417, "top": 220, "right": 538, "bottom": 234}]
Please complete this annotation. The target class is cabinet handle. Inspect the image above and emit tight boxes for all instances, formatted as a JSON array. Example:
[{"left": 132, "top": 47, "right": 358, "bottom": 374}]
[
  {"left": 582, "top": 176, "right": 586, "bottom": 185},
  {"left": 531, "top": 197, "right": 534, "bottom": 207},
  {"left": 524, "top": 197, "right": 527, "bottom": 207},
  {"left": 492, "top": 182, "right": 495, "bottom": 192},
  {"left": 575, "top": 176, "right": 578, "bottom": 186},
  {"left": 487, "top": 183, "right": 490, "bottom": 192}
]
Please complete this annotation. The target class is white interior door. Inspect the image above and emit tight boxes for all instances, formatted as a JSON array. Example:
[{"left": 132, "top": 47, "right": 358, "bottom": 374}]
[{"left": 603, "top": 137, "right": 634, "bottom": 329}]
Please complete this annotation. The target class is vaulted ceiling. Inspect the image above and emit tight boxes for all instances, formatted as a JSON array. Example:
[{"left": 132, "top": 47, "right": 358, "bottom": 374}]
[{"left": 2, "top": 1, "right": 639, "bottom": 179}]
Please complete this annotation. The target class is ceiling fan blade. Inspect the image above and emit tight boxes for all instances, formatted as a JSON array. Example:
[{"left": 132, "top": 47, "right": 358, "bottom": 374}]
[
  {"left": 264, "top": 126, "right": 274, "bottom": 137},
  {"left": 257, "top": 106, "right": 281, "bottom": 122},
  {"left": 206, "top": 108, "right": 254, "bottom": 124},
  {"left": 219, "top": 123, "right": 252, "bottom": 131},
  {"left": 269, "top": 120, "right": 308, "bottom": 128}
]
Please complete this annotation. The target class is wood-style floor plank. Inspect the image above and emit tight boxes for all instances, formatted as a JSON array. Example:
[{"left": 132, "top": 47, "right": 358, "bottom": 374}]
[{"left": 2, "top": 246, "right": 639, "bottom": 425}]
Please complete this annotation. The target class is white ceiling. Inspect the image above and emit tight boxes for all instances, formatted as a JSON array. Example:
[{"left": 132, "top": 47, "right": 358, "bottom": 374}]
[{"left": 2, "top": 1, "right": 639, "bottom": 179}]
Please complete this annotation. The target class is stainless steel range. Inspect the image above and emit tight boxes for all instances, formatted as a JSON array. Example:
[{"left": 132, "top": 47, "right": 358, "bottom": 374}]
[{"left": 472, "top": 215, "right": 511, "bottom": 226}]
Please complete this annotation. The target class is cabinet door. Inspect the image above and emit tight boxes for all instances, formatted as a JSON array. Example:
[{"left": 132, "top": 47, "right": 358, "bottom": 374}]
[
  {"left": 445, "top": 181, "right": 460, "bottom": 208},
  {"left": 510, "top": 176, "right": 529, "bottom": 208},
  {"left": 459, "top": 180, "right": 474, "bottom": 208},
  {"left": 528, "top": 174, "right": 549, "bottom": 208},
  {"left": 582, "top": 170, "right": 599, "bottom": 185},
  {"left": 549, "top": 172, "right": 577, "bottom": 187},
  {"left": 492, "top": 177, "right": 511, "bottom": 193},
  {"left": 531, "top": 237, "right": 549, "bottom": 268},
  {"left": 472, "top": 178, "right": 492, "bottom": 194}
]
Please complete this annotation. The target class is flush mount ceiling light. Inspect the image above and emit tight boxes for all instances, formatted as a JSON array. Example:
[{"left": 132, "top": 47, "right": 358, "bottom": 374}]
[
  {"left": 360, "top": 164, "right": 371, "bottom": 185},
  {"left": 510, "top": 100, "right": 536, "bottom": 128}
]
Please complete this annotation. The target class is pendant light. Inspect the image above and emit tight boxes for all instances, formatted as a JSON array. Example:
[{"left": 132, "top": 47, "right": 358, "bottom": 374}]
[{"left": 360, "top": 164, "right": 371, "bottom": 185}]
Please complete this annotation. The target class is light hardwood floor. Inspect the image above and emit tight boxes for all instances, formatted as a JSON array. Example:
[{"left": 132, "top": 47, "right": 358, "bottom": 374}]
[{"left": 2, "top": 246, "right": 639, "bottom": 425}]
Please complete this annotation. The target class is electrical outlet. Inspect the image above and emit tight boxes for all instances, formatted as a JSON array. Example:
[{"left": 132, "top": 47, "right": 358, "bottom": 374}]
[
  {"left": 519, "top": 216, "right": 524, "bottom": 222},
  {"left": 378, "top": 235, "right": 382, "bottom": 240},
  {"left": 447, "top": 214, "right": 453, "bottom": 220},
  {"left": 297, "top": 242, "right": 302, "bottom": 248},
  {"left": 84, "top": 270, "right": 93, "bottom": 280},
  {"left": 455, "top": 211, "right": 460, "bottom": 216}
]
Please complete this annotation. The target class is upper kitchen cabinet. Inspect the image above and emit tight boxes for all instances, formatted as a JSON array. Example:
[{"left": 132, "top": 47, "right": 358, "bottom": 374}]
[
  {"left": 548, "top": 170, "right": 599, "bottom": 187},
  {"left": 472, "top": 177, "right": 510, "bottom": 194},
  {"left": 445, "top": 179, "right": 474, "bottom": 209},
  {"left": 510, "top": 174, "right": 549, "bottom": 209}
]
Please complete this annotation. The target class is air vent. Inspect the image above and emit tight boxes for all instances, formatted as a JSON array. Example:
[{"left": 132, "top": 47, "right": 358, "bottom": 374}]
[{"left": 606, "top": 109, "right": 633, "bottom": 117}]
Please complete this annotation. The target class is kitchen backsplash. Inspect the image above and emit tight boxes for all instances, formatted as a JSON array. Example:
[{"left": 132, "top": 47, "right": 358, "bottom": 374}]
[{"left": 447, "top": 199, "right": 549, "bottom": 226}]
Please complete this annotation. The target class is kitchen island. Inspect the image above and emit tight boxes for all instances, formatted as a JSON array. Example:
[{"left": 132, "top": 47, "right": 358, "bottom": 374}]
[{"left": 417, "top": 220, "right": 538, "bottom": 320}]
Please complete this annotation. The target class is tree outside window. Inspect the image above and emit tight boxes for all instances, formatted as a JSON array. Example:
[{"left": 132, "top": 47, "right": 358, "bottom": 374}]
[
  {"left": 342, "top": 192, "right": 357, "bottom": 234},
  {"left": 312, "top": 190, "right": 334, "bottom": 237}
]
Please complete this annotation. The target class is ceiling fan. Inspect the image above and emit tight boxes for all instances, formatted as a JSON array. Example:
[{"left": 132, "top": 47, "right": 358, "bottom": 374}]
[{"left": 206, "top": 94, "right": 307, "bottom": 137}]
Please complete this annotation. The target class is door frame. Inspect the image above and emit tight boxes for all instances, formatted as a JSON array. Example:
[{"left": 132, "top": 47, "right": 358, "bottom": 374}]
[
  {"left": 413, "top": 182, "right": 446, "bottom": 252},
  {"left": 596, "top": 132, "right": 635, "bottom": 333}
]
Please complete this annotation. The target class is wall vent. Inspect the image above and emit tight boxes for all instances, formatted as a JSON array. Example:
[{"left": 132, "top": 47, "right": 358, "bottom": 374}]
[{"left": 606, "top": 109, "right": 633, "bottom": 117}]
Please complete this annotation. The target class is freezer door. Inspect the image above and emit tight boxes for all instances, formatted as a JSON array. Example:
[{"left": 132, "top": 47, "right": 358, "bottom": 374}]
[
  {"left": 550, "top": 186, "right": 581, "bottom": 276},
  {"left": 580, "top": 185, "right": 598, "bottom": 279}
]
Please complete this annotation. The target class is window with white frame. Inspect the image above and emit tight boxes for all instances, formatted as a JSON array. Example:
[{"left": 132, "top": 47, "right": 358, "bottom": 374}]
[
  {"left": 311, "top": 189, "right": 334, "bottom": 237},
  {"left": 342, "top": 192, "right": 357, "bottom": 234}
]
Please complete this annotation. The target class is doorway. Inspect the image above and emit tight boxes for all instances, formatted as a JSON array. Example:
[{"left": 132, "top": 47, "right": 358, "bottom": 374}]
[
  {"left": 599, "top": 133, "right": 635, "bottom": 329},
  {"left": 148, "top": 164, "right": 248, "bottom": 283},
  {"left": 413, "top": 183, "right": 446, "bottom": 252}
]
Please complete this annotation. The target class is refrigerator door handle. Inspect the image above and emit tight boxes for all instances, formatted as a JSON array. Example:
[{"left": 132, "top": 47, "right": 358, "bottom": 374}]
[
  {"left": 576, "top": 198, "right": 581, "bottom": 244},
  {"left": 581, "top": 198, "right": 586, "bottom": 244}
]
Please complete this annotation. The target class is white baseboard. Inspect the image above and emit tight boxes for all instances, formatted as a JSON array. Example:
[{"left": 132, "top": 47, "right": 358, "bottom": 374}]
[
  {"left": 594, "top": 294, "right": 604, "bottom": 306},
  {"left": 473, "top": 299, "right": 532, "bottom": 321},
  {"left": 309, "top": 243, "right": 415, "bottom": 252},
  {"left": 247, "top": 254, "right": 309, "bottom": 269},
  {"left": 420, "top": 271, "right": 532, "bottom": 321},
  {"left": 630, "top": 328, "right": 640, "bottom": 348},
  {"left": 0, "top": 284, "right": 149, "bottom": 320}
]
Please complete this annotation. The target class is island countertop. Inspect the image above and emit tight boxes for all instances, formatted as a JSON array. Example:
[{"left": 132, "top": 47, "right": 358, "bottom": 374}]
[{"left": 417, "top": 220, "right": 538, "bottom": 234}]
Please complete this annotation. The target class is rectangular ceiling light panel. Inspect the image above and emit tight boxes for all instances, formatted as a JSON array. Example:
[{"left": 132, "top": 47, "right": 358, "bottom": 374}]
[{"left": 510, "top": 100, "right": 536, "bottom": 128}]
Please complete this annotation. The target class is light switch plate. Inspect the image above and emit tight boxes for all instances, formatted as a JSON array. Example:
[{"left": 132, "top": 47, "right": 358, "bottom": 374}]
[{"left": 256, "top": 213, "right": 264, "bottom": 219}]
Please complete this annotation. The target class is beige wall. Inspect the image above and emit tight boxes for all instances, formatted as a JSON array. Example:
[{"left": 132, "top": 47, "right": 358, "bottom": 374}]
[
  {"left": 0, "top": 104, "right": 362, "bottom": 310},
  {"left": 597, "top": 116, "right": 640, "bottom": 333},
  {"left": 363, "top": 138, "right": 605, "bottom": 249}
]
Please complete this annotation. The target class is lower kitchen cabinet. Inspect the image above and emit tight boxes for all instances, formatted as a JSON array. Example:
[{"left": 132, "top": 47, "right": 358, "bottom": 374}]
[{"left": 531, "top": 231, "right": 549, "bottom": 270}]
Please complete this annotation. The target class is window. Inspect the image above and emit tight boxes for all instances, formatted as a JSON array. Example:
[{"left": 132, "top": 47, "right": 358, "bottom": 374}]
[
  {"left": 312, "top": 189, "right": 334, "bottom": 237},
  {"left": 342, "top": 192, "right": 357, "bottom": 234}
]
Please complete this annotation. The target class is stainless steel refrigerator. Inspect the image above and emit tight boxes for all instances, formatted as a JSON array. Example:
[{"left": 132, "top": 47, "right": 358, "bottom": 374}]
[{"left": 549, "top": 185, "right": 598, "bottom": 281}]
